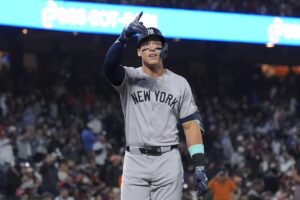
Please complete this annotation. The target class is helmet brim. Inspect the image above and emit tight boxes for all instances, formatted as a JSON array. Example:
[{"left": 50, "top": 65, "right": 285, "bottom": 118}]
[{"left": 137, "top": 35, "right": 165, "bottom": 48}]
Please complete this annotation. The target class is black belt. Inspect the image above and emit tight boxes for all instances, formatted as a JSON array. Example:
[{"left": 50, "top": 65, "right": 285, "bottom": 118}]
[{"left": 126, "top": 145, "right": 178, "bottom": 156}]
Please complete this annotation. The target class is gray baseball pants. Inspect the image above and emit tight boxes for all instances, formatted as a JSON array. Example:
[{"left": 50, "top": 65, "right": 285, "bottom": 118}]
[{"left": 121, "top": 148, "right": 184, "bottom": 200}]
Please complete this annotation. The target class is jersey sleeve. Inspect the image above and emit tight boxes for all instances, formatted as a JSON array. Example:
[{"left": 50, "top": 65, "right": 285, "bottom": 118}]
[
  {"left": 178, "top": 80, "right": 205, "bottom": 131},
  {"left": 179, "top": 79, "right": 198, "bottom": 119},
  {"left": 112, "top": 66, "right": 139, "bottom": 93}
]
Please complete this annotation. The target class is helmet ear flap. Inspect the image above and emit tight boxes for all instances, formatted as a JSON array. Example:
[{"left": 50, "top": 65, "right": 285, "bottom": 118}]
[{"left": 160, "top": 42, "right": 168, "bottom": 59}]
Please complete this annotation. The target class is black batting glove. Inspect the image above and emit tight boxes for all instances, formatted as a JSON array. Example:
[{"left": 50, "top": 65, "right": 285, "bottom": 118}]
[
  {"left": 119, "top": 12, "right": 147, "bottom": 41},
  {"left": 191, "top": 153, "right": 208, "bottom": 199},
  {"left": 194, "top": 166, "right": 208, "bottom": 199}
]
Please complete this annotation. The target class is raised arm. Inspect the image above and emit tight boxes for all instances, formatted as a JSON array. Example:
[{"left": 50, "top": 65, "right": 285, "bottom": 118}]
[{"left": 102, "top": 12, "right": 147, "bottom": 86}]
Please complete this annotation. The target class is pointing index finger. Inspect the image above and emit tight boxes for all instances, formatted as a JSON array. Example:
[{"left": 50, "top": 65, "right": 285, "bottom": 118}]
[{"left": 134, "top": 11, "right": 143, "bottom": 22}]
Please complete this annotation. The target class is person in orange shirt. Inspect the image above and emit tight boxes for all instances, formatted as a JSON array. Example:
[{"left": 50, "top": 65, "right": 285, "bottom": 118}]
[{"left": 208, "top": 169, "right": 237, "bottom": 200}]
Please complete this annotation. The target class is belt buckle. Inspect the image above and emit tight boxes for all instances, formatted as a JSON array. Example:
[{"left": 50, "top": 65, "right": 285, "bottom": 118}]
[
  {"left": 157, "top": 147, "right": 161, "bottom": 154},
  {"left": 144, "top": 146, "right": 162, "bottom": 155},
  {"left": 153, "top": 147, "right": 161, "bottom": 155}
]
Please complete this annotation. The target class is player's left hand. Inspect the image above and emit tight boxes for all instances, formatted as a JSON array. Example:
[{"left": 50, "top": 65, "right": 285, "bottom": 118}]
[{"left": 194, "top": 166, "right": 208, "bottom": 199}]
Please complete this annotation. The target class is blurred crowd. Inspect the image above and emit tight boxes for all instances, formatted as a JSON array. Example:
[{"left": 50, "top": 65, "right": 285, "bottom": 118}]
[
  {"left": 0, "top": 55, "right": 126, "bottom": 199},
  {"left": 0, "top": 52, "right": 300, "bottom": 200},
  {"left": 192, "top": 75, "right": 300, "bottom": 200},
  {"left": 77, "top": 0, "right": 300, "bottom": 17}
]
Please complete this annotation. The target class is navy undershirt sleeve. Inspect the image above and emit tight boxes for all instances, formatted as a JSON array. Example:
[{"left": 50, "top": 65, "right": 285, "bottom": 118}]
[
  {"left": 180, "top": 111, "right": 205, "bottom": 133},
  {"left": 102, "top": 38, "right": 126, "bottom": 86}
]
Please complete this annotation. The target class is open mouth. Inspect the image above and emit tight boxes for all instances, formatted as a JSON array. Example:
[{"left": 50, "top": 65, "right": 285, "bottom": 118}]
[{"left": 149, "top": 54, "right": 157, "bottom": 58}]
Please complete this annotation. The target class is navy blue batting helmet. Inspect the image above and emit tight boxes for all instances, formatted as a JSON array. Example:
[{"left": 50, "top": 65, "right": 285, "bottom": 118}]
[{"left": 137, "top": 27, "right": 165, "bottom": 48}]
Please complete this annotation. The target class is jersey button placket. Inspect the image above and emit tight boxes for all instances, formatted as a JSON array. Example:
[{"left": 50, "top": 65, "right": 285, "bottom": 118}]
[{"left": 148, "top": 104, "right": 156, "bottom": 144}]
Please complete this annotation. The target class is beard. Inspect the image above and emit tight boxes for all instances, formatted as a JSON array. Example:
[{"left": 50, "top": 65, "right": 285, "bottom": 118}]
[{"left": 143, "top": 59, "right": 162, "bottom": 70}]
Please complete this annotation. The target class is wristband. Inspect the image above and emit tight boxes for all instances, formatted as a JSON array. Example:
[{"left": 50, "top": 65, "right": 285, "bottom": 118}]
[
  {"left": 188, "top": 144, "right": 205, "bottom": 167},
  {"left": 188, "top": 144, "right": 204, "bottom": 157}
]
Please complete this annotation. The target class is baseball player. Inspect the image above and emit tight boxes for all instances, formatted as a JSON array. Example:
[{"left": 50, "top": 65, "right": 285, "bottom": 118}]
[{"left": 102, "top": 12, "right": 207, "bottom": 200}]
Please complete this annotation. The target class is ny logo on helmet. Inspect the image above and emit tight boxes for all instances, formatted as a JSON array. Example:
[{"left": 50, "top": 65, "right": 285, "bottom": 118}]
[{"left": 148, "top": 29, "right": 154, "bottom": 35}]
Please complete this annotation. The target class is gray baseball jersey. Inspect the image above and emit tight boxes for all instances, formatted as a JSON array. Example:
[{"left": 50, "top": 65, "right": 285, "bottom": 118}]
[{"left": 114, "top": 66, "right": 198, "bottom": 147}]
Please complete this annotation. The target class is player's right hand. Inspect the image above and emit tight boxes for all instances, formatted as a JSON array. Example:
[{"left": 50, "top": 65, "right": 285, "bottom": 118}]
[{"left": 121, "top": 12, "right": 147, "bottom": 40}]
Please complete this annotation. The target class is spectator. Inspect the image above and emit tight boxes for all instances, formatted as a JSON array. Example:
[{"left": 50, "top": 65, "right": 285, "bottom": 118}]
[
  {"left": 5, "top": 165, "right": 22, "bottom": 198},
  {"left": 0, "top": 93, "right": 8, "bottom": 119},
  {"left": 81, "top": 118, "right": 102, "bottom": 155},
  {"left": 40, "top": 154, "right": 59, "bottom": 196},
  {"left": 292, "top": 166, "right": 300, "bottom": 200},
  {"left": 220, "top": 129, "right": 234, "bottom": 160},
  {"left": 230, "top": 146, "right": 246, "bottom": 170},
  {"left": 92, "top": 134, "right": 108, "bottom": 179},
  {"left": 16, "top": 165, "right": 41, "bottom": 197},
  {"left": 62, "top": 137, "right": 82, "bottom": 164},
  {"left": 263, "top": 164, "right": 281, "bottom": 194},
  {"left": 248, "top": 179, "right": 264, "bottom": 200},
  {"left": 54, "top": 186, "right": 74, "bottom": 200},
  {"left": 208, "top": 169, "right": 238, "bottom": 200},
  {"left": 17, "top": 126, "right": 34, "bottom": 163},
  {"left": 0, "top": 126, "right": 15, "bottom": 167}
]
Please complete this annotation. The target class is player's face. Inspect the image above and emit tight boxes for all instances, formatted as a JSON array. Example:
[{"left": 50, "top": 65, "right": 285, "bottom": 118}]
[{"left": 138, "top": 40, "right": 163, "bottom": 67}]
